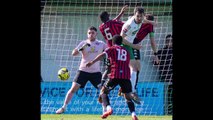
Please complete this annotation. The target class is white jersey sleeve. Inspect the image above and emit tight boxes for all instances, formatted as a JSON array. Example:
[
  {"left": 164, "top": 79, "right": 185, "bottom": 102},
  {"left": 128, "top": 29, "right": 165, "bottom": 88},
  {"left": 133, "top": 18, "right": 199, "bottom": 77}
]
[{"left": 120, "top": 17, "right": 142, "bottom": 43}]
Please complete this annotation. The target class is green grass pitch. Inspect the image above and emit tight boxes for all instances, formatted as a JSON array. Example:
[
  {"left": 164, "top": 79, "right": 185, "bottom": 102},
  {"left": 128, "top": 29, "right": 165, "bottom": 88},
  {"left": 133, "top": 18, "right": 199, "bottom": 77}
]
[{"left": 41, "top": 114, "right": 172, "bottom": 120}]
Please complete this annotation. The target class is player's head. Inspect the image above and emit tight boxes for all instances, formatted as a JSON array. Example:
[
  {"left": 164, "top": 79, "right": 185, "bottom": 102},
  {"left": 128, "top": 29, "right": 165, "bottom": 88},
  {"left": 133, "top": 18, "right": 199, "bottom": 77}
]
[
  {"left": 112, "top": 35, "right": 123, "bottom": 45},
  {"left": 145, "top": 13, "right": 154, "bottom": 21},
  {"left": 133, "top": 7, "right": 145, "bottom": 24},
  {"left": 99, "top": 11, "right": 110, "bottom": 23},
  {"left": 165, "top": 34, "right": 173, "bottom": 48},
  {"left": 87, "top": 26, "right": 98, "bottom": 41}
]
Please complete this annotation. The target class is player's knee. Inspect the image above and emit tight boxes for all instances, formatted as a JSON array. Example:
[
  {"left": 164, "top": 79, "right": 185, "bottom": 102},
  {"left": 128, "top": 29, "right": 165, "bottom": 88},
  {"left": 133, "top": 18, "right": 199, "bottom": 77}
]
[
  {"left": 124, "top": 93, "right": 132, "bottom": 101},
  {"left": 135, "top": 61, "right": 141, "bottom": 70},
  {"left": 125, "top": 97, "right": 132, "bottom": 102},
  {"left": 132, "top": 67, "right": 138, "bottom": 72},
  {"left": 136, "top": 66, "right": 140, "bottom": 71},
  {"left": 101, "top": 79, "right": 106, "bottom": 86},
  {"left": 69, "top": 88, "right": 77, "bottom": 94},
  {"left": 101, "top": 86, "right": 110, "bottom": 94},
  {"left": 130, "top": 61, "right": 138, "bottom": 71},
  {"left": 102, "top": 72, "right": 108, "bottom": 80},
  {"left": 69, "top": 85, "right": 80, "bottom": 93}
]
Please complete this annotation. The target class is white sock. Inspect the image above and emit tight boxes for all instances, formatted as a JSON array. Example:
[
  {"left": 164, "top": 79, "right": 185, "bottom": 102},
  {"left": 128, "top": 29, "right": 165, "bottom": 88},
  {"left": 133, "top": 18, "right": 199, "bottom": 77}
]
[
  {"left": 131, "top": 111, "right": 136, "bottom": 116},
  {"left": 130, "top": 71, "right": 137, "bottom": 93},
  {"left": 106, "top": 105, "right": 112, "bottom": 111},
  {"left": 102, "top": 106, "right": 106, "bottom": 114}
]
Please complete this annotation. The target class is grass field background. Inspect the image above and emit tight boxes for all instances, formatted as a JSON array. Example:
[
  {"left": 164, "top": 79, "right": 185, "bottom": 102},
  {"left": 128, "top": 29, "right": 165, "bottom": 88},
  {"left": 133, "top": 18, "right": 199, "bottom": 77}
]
[{"left": 41, "top": 114, "right": 172, "bottom": 120}]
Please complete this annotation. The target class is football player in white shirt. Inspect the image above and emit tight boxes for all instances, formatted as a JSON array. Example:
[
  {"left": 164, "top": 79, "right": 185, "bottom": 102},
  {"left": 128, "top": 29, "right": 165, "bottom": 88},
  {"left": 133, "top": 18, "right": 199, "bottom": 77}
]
[{"left": 120, "top": 7, "right": 156, "bottom": 103}]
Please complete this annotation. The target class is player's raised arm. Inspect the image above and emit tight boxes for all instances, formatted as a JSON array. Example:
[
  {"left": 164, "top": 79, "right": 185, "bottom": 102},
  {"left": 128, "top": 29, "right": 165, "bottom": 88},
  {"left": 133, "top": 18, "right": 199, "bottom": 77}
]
[
  {"left": 113, "top": 5, "right": 128, "bottom": 20},
  {"left": 86, "top": 53, "right": 106, "bottom": 67},
  {"left": 149, "top": 33, "right": 159, "bottom": 64},
  {"left": 72, "top": 42, "right": 90, "bottom": 56}
]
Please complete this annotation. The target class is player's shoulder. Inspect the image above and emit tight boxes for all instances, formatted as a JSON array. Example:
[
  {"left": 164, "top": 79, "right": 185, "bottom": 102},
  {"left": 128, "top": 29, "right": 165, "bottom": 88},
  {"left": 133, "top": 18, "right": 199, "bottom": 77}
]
[
  {"left": 104, "top": 47, "right": 111, "bottom": 51},
  {"left": 99, "top": 24, "right": 104, "bottom": 30},
  {"left": 125, "top": 17, "right": 134, "bottom": 25},
  {"left": 144, "top": 23, "right": 153, "bottom": 27},
  {"left": 96, "top": 39, "right": 105, "bottom": 43},
  {"left": 95, "top": 40, "right": 106, "bottom": 45},
  {"left": 113, "top": 45, "right": 122, "bottom": 49},
  {"left": 112, "top": 19, "right": 123, "bottom": 23},
  {"left": 100, "top": 20, "right": 113, "bottom": 26},
  {"left": 99, "top": 22, "right": 105, "bottom": 27},
  {"left": 99, "top": 21, "right": 109, "bottom": 29},
  {"left": 123, "top": 19, "right": 132, "bottom": 28}
]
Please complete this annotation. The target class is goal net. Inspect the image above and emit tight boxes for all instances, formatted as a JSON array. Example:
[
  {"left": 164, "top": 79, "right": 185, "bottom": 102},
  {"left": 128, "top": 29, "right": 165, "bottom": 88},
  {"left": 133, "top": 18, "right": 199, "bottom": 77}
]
[{"left": 41, "top": 0, "right": 172, "bottom": 116}]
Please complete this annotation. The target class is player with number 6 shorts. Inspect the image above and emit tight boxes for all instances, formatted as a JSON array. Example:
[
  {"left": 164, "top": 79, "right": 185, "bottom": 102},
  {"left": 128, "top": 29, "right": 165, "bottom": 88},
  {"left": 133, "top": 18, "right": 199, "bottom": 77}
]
[{"left": 98, "top": 5, "right": 128, "bottom": 110}]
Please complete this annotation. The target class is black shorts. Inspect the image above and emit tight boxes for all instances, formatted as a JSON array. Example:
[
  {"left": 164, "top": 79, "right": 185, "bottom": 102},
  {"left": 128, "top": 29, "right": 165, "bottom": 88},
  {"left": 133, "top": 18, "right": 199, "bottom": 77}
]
[
  {"left": 73, "top": 70, "right": 102, "bottom": 89},
  {"left": 104, "top": 78, "right": 132, "bottom": 93},
  {"left": 132, "top": 48, "right": 140, "bottom": 60}
]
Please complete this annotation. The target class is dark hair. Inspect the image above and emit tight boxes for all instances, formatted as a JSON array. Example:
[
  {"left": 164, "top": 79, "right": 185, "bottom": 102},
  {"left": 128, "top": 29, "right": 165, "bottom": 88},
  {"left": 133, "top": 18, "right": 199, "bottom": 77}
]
[
  {"left": 134, "top": 7, "right": 145, "bottom": 15},
  {"left": 112, "top": 35, "right": 123, "bottom": 45},
  {"left": 99, "top": 11, "right": 110, "bottom": 23},
  {"left": 166, "top": 34, "right": 172, "bottom": 39},
  {"left": 88, "top": 26, "right": 97, "bottom": 32},
  {"left": 165, "top": 34, "right": 173, "bottom": 42},
  {"left": 146, "top": 14, "right": 154, "bottom": 21}
]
